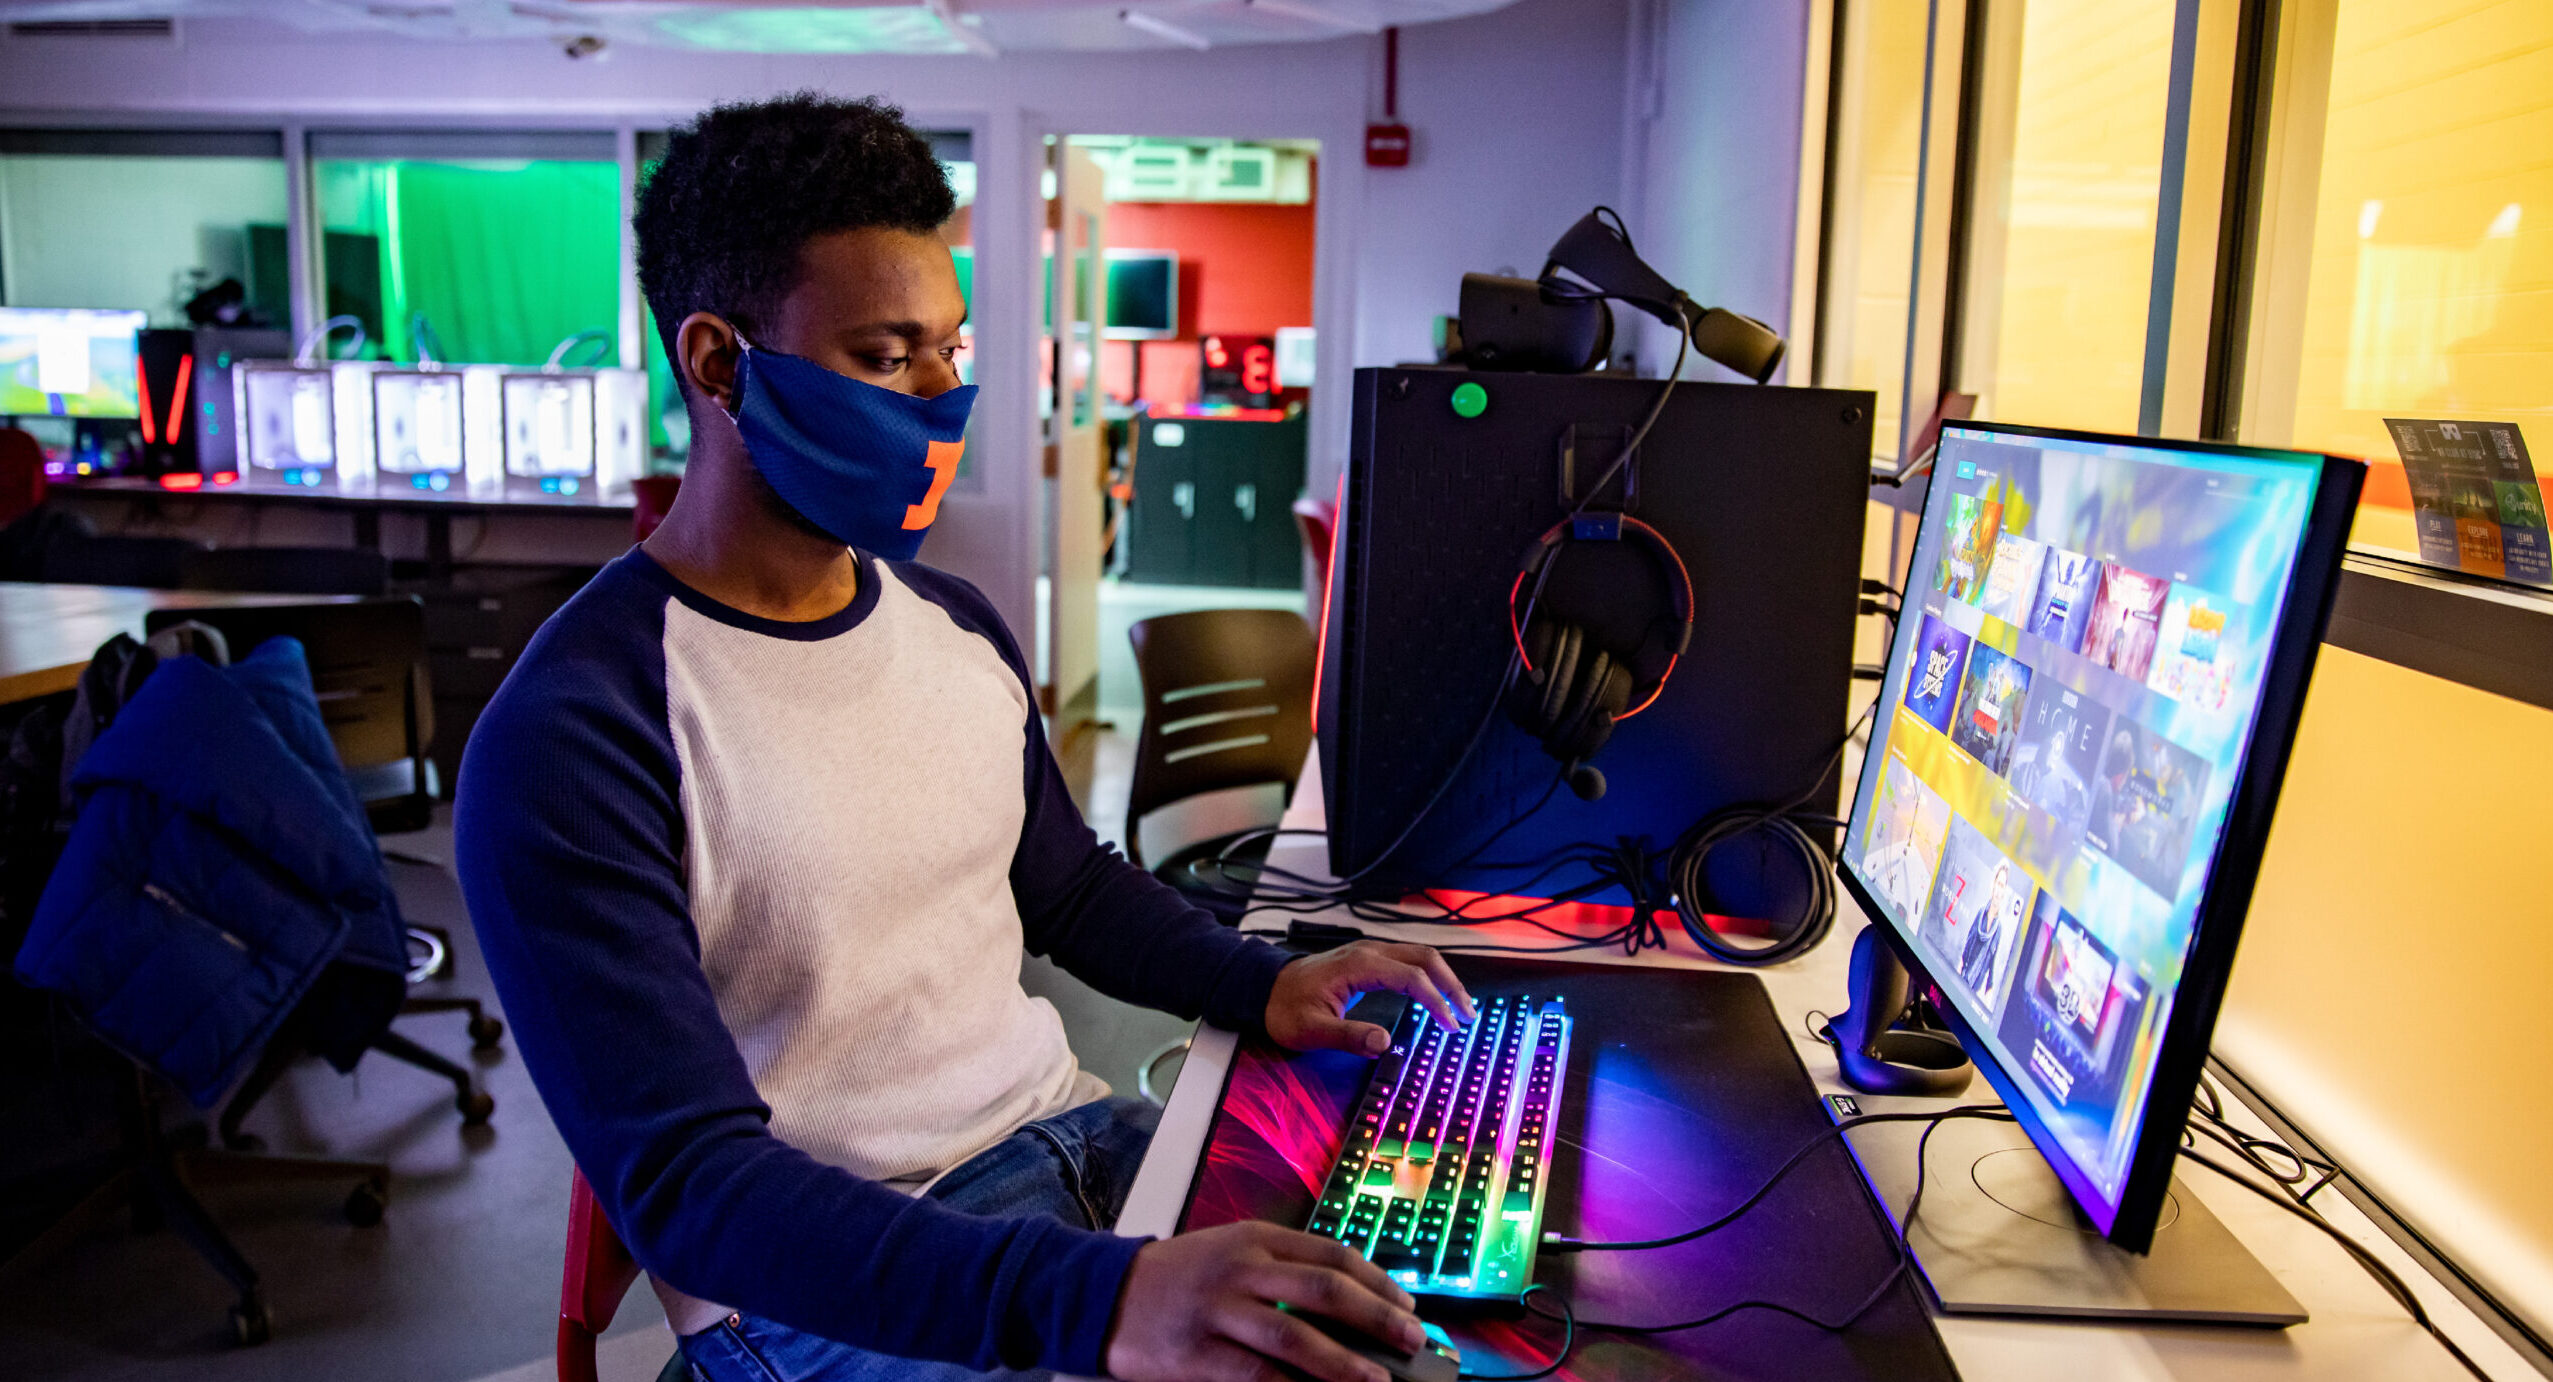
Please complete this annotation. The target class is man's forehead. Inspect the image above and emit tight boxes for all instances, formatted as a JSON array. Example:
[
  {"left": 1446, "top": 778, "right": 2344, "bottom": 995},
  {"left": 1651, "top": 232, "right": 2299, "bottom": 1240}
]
[
  {"left": 797, "top": 226, "right": 958, "bottom": 282},
  {"left": 781, "top": 228, "right": 966, "bottom": 331}
]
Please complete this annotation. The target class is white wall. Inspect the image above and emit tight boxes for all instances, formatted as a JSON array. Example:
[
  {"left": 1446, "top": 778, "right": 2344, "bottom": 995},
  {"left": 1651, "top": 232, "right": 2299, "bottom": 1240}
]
[
  {"left": 1621, "top": 0, "right": 1817, "bottom": 383},
  {"left": 0, "top": 0, "right": 1645, "bottom": 637},
  {"left": 1358, "top": 4, "right": 1638, "bottom": 376}
]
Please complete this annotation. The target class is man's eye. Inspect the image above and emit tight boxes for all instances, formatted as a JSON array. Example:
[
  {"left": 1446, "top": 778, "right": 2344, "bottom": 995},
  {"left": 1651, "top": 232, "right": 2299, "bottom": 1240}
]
[{"left": 868, "top": 357, "right": 908, "bottom": 371}]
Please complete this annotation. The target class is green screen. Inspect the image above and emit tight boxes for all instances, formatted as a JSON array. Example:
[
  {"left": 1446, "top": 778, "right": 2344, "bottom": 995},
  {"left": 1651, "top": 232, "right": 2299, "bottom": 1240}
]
[{"left": 317, "top": 158, "right": 620, "bottom": 367}]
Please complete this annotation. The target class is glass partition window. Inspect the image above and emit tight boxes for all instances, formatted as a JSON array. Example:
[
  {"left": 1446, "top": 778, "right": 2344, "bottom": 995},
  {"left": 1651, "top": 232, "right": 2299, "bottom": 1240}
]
[
  {"left": 1957, "top": 0, "right": 2178, "bottom": 433},
  {"left": 0, "top": 152, "right": 288, "bottom": 324},
  {"left": 1817, "top": 0, "right": 1935, "bottom": 460},
  {"left": 2270, "top": 0, "right": 2551, "bottom": 552},
  {"left": 315, "top": 157, "right": 621, "bottom": 367}
]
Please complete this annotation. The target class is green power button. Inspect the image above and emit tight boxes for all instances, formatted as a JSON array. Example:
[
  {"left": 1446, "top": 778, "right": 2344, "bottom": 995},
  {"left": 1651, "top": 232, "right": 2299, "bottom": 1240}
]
[{"left": 1450, "top": 381, "right": 1489, "bottom": 418}]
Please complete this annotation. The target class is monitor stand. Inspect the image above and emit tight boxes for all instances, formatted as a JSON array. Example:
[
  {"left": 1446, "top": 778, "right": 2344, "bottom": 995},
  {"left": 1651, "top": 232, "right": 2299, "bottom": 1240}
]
[{"left": 1837, "top": 1095, "right": 2307, "bottom": 1326}]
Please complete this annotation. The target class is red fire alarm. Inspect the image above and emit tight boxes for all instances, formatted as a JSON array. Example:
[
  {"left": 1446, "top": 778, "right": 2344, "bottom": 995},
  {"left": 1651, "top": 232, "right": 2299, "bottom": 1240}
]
[{"left": 1365, "top": 123, "right": 1411, "bottom": 167}]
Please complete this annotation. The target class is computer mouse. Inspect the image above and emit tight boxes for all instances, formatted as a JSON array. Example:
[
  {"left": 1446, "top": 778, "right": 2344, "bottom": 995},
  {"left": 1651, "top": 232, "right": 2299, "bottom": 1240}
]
[{"left": 1280, "top": 1305, "right": 1460, "bottom": 1382}]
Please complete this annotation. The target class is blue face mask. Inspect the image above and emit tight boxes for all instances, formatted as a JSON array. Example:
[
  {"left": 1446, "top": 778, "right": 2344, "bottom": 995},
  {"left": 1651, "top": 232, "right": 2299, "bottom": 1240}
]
[{"left": 727, "top": 338, "right": 977, "bottom": 562}]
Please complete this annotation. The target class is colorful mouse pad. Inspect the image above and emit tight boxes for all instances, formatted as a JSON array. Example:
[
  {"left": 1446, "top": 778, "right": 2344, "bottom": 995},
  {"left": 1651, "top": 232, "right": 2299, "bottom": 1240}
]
[{"left": 1176, "top": 956, "right": 1957, "bottom": 1382}]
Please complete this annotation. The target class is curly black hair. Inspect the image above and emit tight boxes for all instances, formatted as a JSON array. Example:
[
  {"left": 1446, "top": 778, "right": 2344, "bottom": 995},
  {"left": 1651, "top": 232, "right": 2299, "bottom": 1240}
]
[{"left": 635, "top": 92, "right": 955, "bottom": 384}]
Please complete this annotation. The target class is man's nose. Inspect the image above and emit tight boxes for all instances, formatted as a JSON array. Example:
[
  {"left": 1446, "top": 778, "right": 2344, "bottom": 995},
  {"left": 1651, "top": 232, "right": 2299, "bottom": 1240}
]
[{"left": 915, "top": 356, "right": 965, "bottom": 399}]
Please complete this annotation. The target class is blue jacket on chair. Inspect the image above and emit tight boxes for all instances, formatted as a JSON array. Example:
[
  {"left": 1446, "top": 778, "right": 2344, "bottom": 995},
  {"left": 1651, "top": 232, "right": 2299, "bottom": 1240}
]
[{"left": 13, "top": 637, "right": 409, "bottom": 1108}]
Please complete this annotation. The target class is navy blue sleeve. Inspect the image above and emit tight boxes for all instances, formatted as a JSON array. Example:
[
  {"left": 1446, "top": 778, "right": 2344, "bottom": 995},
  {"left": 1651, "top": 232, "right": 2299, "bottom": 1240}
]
[
  {"left": 455, "top": 570, "right": 1141, "bottom": 1374},
  {"left": 898, "top": 562, "right": 1295, "bottom": 1035}
]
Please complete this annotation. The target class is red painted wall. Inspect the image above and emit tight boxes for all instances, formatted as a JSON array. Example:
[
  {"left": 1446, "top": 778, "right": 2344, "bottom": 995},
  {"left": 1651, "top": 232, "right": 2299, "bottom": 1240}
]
[{"left": 1099, "top": 197, "right": 1316, "bottom": 407}]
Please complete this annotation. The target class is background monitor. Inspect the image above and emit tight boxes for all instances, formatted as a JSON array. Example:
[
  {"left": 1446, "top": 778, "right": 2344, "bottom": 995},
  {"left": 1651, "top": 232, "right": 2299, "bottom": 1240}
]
[
  {"left": 1105, "top": 251, "right": 1179, "bottom": 340},
  {"left": 1274, "top": 326, "right": 1316, "bottom": 390},
  {"left": 1838, "top": 420, "right": 2359, "bottom": 1251},
  {"left": 0, "top": 307, "right": 147, "bottom": 419}
]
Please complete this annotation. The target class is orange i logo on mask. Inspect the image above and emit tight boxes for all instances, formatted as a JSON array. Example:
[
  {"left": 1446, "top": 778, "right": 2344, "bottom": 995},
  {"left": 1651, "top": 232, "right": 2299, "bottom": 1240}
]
[{"left": 904, "top": 438, "right": 965, "bottom": 530}]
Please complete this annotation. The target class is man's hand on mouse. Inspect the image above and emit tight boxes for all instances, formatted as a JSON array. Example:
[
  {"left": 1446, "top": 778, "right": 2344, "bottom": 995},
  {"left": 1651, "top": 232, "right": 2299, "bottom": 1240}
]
[
  {"left": 1104, "top": 1220, "right": 1424, "bottom": 1382},
  {"left": 1264, "top": 940, "right": 1477, "bottom": 1055}
]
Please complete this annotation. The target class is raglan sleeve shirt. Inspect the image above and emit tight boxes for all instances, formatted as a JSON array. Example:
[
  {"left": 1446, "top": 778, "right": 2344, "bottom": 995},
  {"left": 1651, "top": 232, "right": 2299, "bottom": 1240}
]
[{"left": 454, "top": 551, "right": 1295, "bottom": 1374}]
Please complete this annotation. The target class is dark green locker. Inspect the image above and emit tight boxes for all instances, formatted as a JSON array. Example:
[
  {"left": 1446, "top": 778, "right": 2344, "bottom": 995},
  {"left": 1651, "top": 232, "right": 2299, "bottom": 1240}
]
[{"left": 1124, "top": 413, "right": 1307, "bottom": 589}]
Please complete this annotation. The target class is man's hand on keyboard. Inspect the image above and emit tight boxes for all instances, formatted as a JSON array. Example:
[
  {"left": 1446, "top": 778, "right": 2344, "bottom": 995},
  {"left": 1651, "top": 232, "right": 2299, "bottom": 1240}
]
[{"left": 1265, "top": 940, "right": 1477, "bottom": 1055}]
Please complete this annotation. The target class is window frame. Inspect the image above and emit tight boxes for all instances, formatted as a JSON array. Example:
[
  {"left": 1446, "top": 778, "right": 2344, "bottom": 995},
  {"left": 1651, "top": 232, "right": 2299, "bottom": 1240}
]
[
  {"left": 1794, "top": 3, "right": 2553, "bottom": 1359},
  {"left": 0, "top": 113, "right": 647, "bottom": 371}
]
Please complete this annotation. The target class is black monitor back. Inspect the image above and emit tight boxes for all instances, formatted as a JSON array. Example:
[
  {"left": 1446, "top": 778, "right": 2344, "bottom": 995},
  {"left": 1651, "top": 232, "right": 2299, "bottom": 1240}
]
[{"left": 1320, "top": 367, "right": 1875, "bottom": 905}]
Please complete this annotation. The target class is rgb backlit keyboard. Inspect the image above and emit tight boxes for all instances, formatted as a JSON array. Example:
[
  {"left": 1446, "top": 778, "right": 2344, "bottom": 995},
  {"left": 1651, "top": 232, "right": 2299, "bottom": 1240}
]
[{"left": 1305, "top": 994, "right": 1572, "bottom": 1300}]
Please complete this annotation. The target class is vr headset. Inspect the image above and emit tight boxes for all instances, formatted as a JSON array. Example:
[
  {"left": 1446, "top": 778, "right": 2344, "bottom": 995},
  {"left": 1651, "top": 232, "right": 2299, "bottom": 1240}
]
[{"left": 1454, "top": 210, "right": 1787, "bottom": 383}]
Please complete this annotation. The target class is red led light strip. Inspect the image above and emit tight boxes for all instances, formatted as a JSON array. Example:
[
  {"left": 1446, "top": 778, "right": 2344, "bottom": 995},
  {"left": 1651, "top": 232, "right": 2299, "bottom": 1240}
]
[
  {"left": 1309, "top": 470, "right": 1346, "bottom": 736},
  {"left": 135, "top": 358, "right": 156, "bottom": 444},
  {"left": 166, "top": 353, "right": 194, "bottom": 442}
]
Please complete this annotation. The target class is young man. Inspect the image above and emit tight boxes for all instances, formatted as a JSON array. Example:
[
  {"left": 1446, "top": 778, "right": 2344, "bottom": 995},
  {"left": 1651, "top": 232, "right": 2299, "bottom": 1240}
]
[{"left": 458, "top": 94, "right": 1473, "bottom": 1382}]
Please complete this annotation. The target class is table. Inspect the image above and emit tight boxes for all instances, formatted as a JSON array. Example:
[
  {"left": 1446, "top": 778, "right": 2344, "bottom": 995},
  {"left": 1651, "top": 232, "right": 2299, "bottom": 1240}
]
[
  {"left": 0, "top": 583, "right": 358, "bottom": 705},
  {"left": 1114, "top": 770, "right": 2538, "bottom": 1381},
  {"left": 58, "top": 475, "right": 636, "bottom": 514},
  {"left": 52, "top": 478, "right": 635, "bottom": 580}
]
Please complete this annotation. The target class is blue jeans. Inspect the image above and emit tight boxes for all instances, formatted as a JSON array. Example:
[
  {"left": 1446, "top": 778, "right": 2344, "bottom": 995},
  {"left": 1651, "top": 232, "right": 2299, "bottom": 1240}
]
[{"left": 677, "top": 1096, "right": 1161, "bottom": 1382}]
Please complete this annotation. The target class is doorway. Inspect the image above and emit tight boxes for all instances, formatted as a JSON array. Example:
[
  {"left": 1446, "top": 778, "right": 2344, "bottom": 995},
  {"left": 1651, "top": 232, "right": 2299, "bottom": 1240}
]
[{"left": 1035, "top": 135, "right": 1321, "bottom": 820}]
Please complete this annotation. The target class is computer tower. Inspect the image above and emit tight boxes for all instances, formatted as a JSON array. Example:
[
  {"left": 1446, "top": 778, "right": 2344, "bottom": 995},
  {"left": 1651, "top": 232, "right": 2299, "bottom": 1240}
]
[
  {"left": 1319, "top": 367, "right": 1875, "bottom": 907},
  {"left": 192, "top": 327, "right": 292, "bottom": 479},
  {"left": 134, "top": 328, "right": 199, "bottom": 480}
]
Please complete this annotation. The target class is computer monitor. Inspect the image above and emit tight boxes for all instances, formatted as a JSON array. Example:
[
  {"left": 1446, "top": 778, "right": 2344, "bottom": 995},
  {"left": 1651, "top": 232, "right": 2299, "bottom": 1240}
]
[
  {"left": 0, "top": 307, "right": 146, "bottom": 419},
  {"left": 1105, "top": 251, "right": 1179, "bottom": 340},
  {"left": 1838, "top": 420, "right": 2361, "bottom": 1253}
]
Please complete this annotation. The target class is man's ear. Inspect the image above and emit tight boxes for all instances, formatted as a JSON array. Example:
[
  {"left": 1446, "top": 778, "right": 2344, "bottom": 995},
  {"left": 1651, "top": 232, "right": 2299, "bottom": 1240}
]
[{"left": 676, "top": 312, "right": 744, "bottom": 413}]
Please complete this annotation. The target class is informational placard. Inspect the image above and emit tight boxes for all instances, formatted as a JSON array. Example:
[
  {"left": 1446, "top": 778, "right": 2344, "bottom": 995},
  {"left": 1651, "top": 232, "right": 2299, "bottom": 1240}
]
[{"left": 2383, "top": 418, "right": 2548, "bottom": 587}]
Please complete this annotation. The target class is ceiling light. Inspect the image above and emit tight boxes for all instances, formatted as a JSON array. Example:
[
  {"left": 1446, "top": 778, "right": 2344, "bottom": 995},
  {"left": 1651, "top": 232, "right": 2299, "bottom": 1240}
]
[
  {"left": 1243, "top": 0, "right": 1381, "bottom": 33},
  {"left": 923, "top": 0, "right": 999, "bottom": 58},
  {"left": 654, "top": 7, "right": 961, "bottom": 54},
  {"left": 1119, "top": 8, "right": 1211, "bottom": 49}
]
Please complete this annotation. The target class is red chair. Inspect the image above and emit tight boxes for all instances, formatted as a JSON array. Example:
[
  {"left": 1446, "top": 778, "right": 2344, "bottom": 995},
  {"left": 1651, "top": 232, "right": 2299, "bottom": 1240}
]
[
  {"left": 1292, "top": 492, "right": 1336, "bottom": 599},
  {"left": 0, "top": 426, "right": 49, "bottom": 528},
  {"left": 559, "top": 1168, "right": 646, "bottom": 1382},
  {"left": 632, "top": 474, "right": 681, "bottom": 544}
]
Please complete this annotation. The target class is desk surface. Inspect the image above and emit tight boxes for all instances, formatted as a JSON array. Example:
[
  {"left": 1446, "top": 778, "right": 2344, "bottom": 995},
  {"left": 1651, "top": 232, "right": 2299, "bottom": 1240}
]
[
  {"left": 55, "top": 476, "right": 637, "bottom": 515},
  {"left": 1116, "top": 770, "right": 2537, "bottom": 1381},
  {"left": 0, "top": 583, "right": 358, "bottom": 705}
]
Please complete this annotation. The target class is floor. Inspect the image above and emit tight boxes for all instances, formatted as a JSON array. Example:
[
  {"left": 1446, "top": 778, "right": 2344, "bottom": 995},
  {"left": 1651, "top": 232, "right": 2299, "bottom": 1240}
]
[{"left": 0, "top": 725, "right": 1202, "bottom": 1382}]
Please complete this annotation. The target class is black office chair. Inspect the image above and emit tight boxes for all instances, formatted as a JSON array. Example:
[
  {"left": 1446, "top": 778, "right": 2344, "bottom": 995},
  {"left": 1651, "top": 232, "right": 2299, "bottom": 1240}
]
[
  {"left": 140, "top": 600, "right": 501, "bottom": 1151},
  {"left": 1124, "top": 608, "right": 1317, "bottom": 914},
  {"left": 0, "top": 626, "right": 389, "bottom": 1347},
  {"left": 178, "top": 545, "right": 392, "bottom": 597},
  {"left": 40, "top": 533, "right": 208, "bottom": 588},
  {"left": 1121, "top": 609, "right": 1315, "bottom": 1104}
]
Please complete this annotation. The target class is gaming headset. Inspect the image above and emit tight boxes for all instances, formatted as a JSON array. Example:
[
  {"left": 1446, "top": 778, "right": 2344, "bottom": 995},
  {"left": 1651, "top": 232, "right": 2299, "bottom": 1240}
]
[{"left": 1503, "top": 511, "right": 1695, "bottom": 801}]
